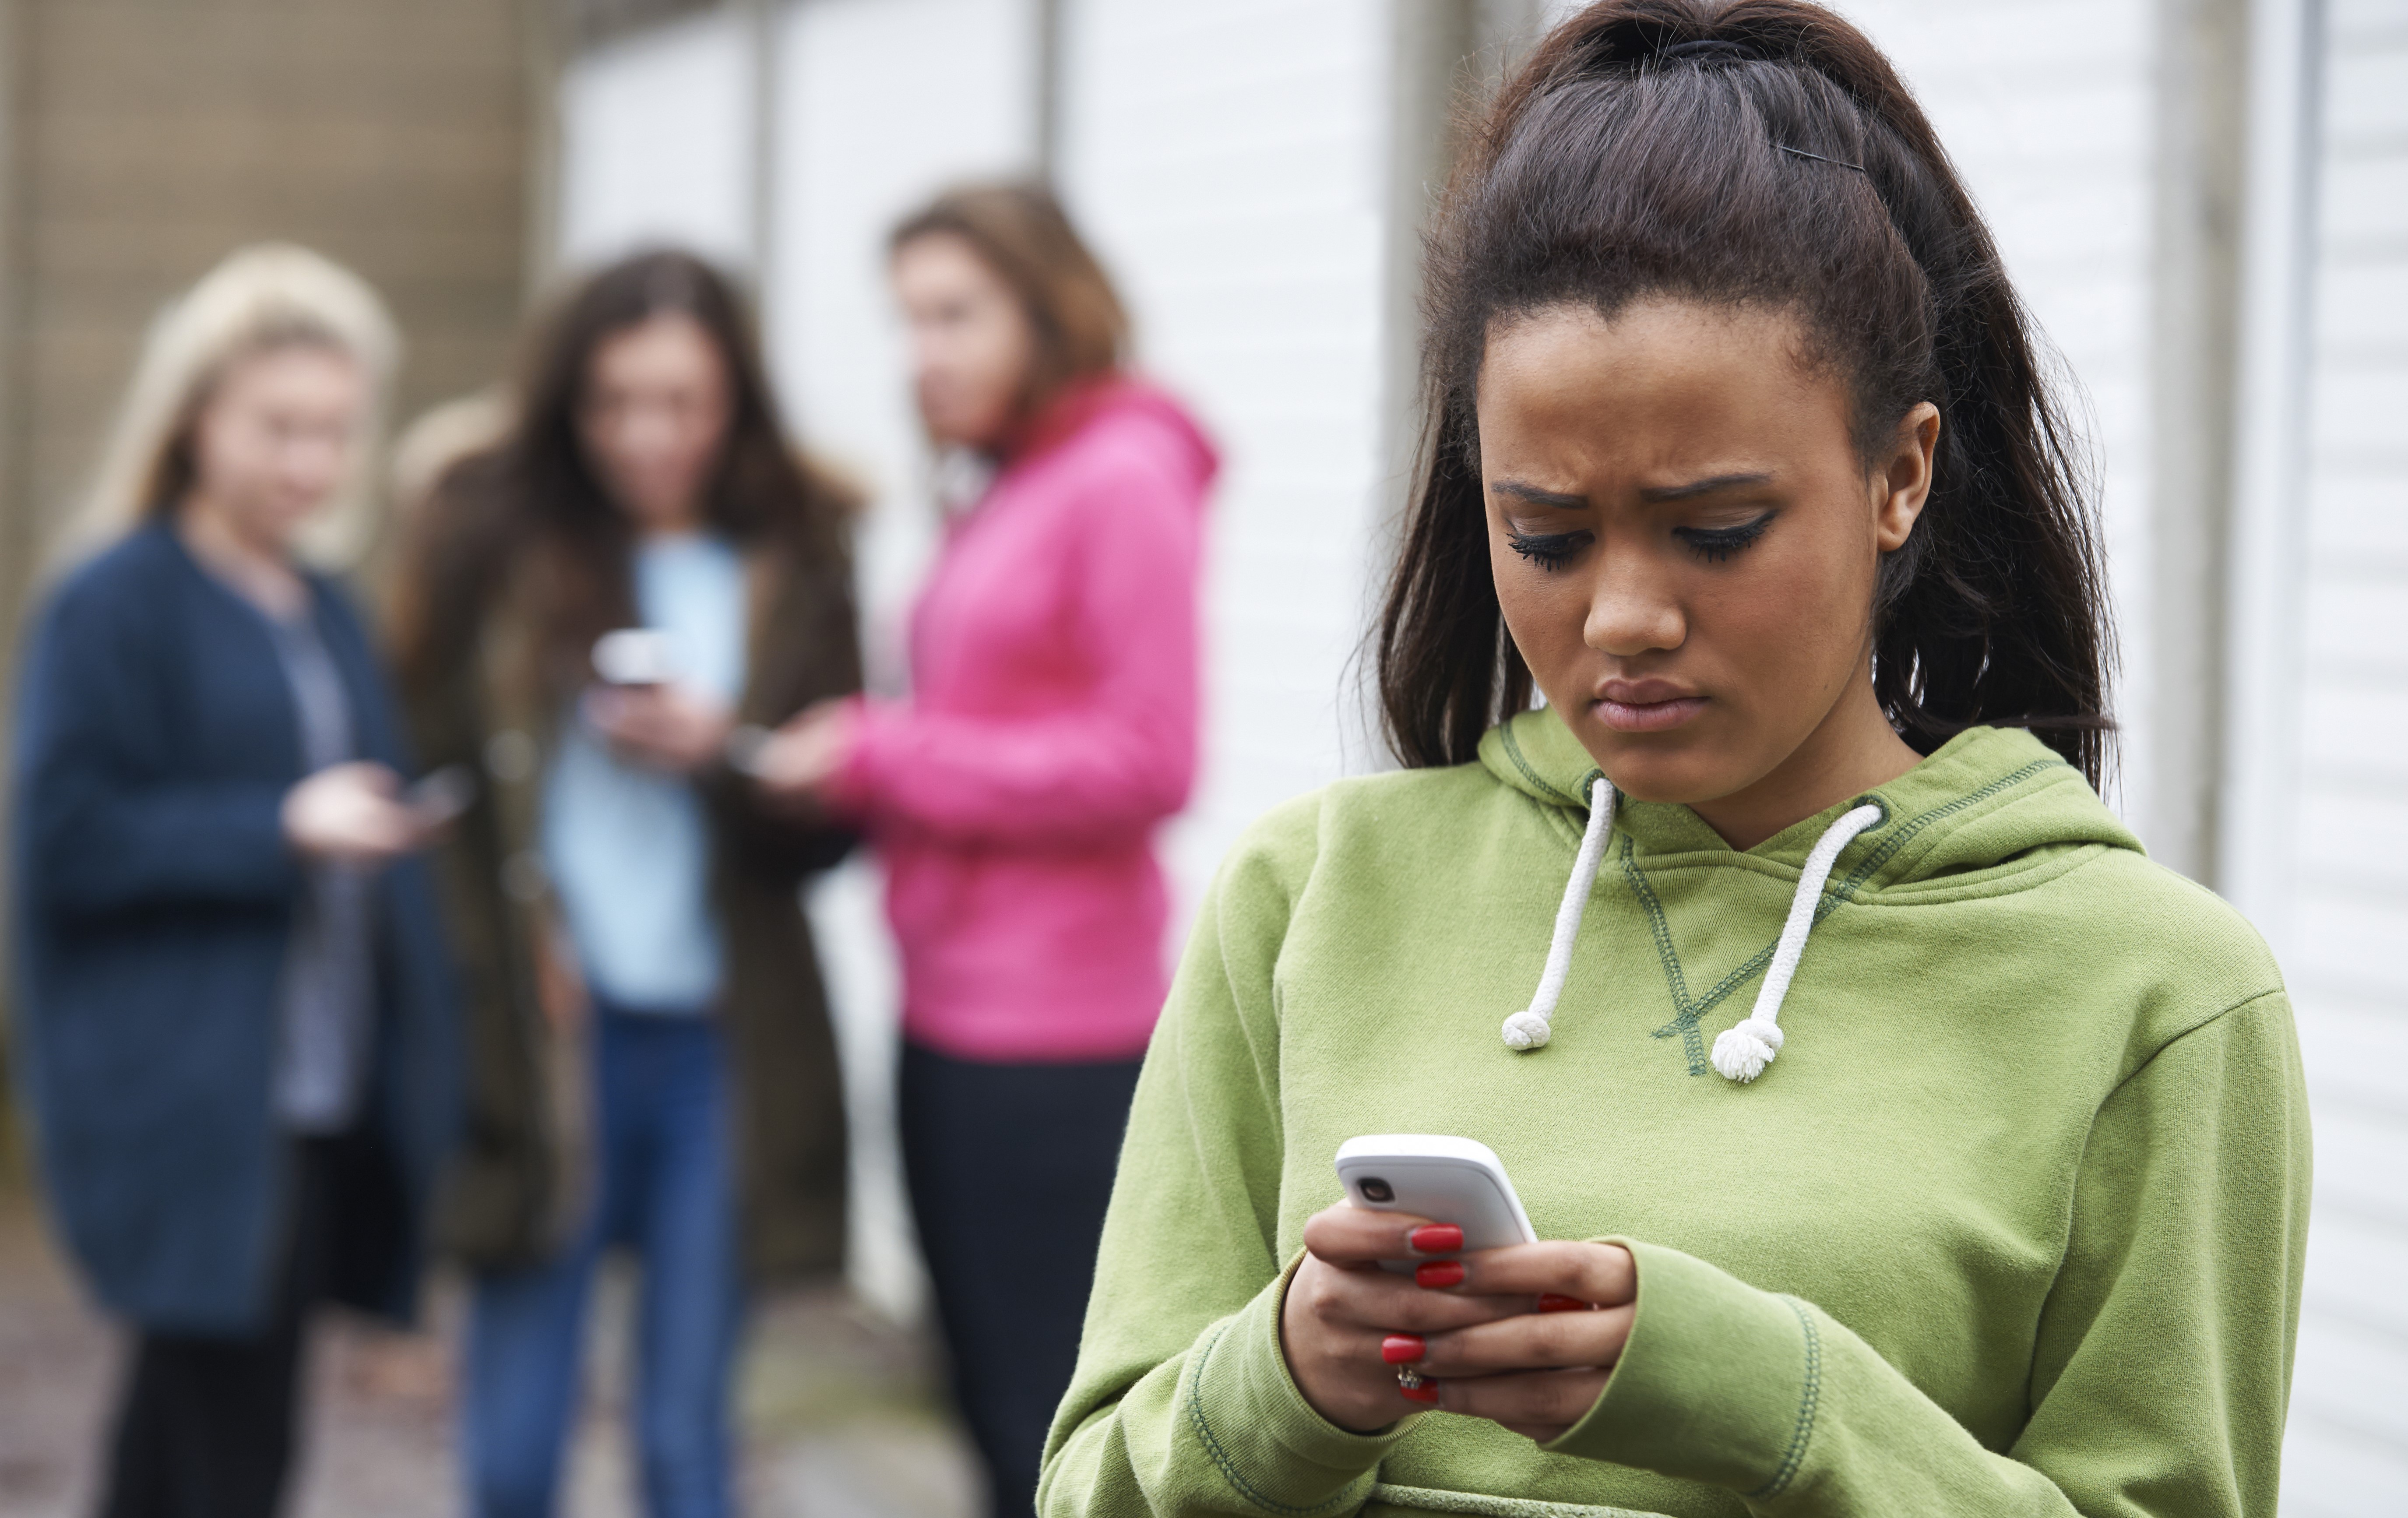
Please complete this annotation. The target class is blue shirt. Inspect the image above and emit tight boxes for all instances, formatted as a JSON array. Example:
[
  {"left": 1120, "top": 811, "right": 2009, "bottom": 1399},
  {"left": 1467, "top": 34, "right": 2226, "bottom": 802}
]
[{"left": 542, "top": 533, "right": 748, "bottom": 1013}]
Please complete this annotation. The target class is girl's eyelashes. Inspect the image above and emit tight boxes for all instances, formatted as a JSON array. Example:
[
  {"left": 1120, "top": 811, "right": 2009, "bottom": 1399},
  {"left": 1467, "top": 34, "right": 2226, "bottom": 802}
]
[
  {"left": 1504, "top": 511, "right": 1774, "bottom": 571},
  {"left": 1672, "top": 511, "right": 1776, "bottom": 564},
  {"left": 1506, "top": 528, "right": 1590, "bottom": 572}
]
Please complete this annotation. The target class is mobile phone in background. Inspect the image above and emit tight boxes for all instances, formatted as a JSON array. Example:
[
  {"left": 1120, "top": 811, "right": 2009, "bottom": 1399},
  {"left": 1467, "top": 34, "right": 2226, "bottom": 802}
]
[
  {"left": 405, "top": 764, "right": 478, "bottom": 827},
  {"left": 722, "top": 723, "right": 775, "bottom": 778},
  {"left": 591, "top": 628, "right": 677, "bottom": 687},
  {"left": 1335, "top": 1134, "right": 1537, "bottom": 1274}
]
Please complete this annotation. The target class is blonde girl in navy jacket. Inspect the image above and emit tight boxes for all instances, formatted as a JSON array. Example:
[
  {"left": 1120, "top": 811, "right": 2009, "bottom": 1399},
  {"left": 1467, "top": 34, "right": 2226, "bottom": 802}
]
[{"left": 8, "top": 246, "right": 458, "bottom": 1518}]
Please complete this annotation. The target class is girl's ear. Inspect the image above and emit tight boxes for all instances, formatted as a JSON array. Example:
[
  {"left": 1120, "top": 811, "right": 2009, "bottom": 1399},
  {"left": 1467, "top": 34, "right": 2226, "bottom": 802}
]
[{"left": 1874, "top": 402, "right": 1940, "bottom": 552}]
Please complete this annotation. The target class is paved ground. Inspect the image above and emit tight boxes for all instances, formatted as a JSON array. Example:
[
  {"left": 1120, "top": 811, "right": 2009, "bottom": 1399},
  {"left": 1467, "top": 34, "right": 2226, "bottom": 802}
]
[{"left": 0, "top": 1189, "right": 980, "bottom": 1518}]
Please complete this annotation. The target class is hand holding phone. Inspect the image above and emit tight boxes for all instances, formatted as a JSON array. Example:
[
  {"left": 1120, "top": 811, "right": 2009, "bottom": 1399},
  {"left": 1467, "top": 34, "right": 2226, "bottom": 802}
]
[
  {"left": 283, "top": 762, "right": 428, "bottom": 865},
  {"left": 1334, "top": 1134, "right": 1537, "bottom": 1273},
  {"left": 592, "top": 628, "right": 678, "bottom": 687},
  {"left": 405, "top": 764, "right": 477, "bottom": 828},
  {"left": 583, "top": 631, "right": 734, "bottom": 775},
  {"left": 1277, "top": 1132, "right": 1635, "bottom": 1442}
]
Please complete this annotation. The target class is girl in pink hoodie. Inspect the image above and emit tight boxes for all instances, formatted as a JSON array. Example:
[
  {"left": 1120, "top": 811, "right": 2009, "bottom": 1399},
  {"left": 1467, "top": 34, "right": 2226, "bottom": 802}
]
[{"left": 756, "top": 183, "right": 1213, "bottom": 1518}]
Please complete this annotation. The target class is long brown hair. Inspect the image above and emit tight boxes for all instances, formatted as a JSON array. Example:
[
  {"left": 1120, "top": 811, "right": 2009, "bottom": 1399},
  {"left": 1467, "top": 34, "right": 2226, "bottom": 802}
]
[
  {"left": 890, "top": 182, "right": 1130, "bottom": 430},
  {"left": 1376, "top": 0, "right": 2113, "bottom": 788},
  {"left": 398, "top": 249, "right": 850, "bottom": 684}
]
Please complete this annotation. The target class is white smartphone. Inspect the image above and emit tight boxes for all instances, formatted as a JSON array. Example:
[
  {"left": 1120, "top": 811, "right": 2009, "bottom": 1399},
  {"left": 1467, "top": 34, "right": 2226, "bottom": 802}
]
[
  {"left": 592, "top": 628, "right": 678, "bottom": 687},
  {"left": 405, "top": 763, "right": 478, "bottom": 826},
  {"left": 1334, "top": 1134, "right": 1537, "bottom": 1274}
]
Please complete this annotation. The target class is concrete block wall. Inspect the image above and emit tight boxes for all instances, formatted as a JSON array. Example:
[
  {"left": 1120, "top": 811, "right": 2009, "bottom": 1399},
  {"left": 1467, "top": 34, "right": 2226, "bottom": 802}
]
[{"left": 0, "top": 0, "right": 533, "bottom": 608}]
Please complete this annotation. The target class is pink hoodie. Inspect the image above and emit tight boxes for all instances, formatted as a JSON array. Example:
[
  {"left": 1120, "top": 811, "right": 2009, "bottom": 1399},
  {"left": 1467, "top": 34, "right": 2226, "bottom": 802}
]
[{"left": 833, "top": 380, "right": 1217, "bottom": 1063}]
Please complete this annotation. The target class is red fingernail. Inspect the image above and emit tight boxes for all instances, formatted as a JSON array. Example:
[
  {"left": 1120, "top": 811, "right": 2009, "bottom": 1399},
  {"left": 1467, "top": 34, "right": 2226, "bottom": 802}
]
[
  {"left": 1380, "top": 1334, "right": 1425, "bottom": 1364},
  {"left": 1538, "top": 1293, "right": 1590, "bottom": 1313},
  {"left": 1408, "top": 1224, "right": 1463, "bottom": 1254},
  {"left": 1398, "top": 1381, "right": 1439, "bottom": 1404},
  {"left": 1415, "top": 1261, "right": 1465, "bottom": 1289}
]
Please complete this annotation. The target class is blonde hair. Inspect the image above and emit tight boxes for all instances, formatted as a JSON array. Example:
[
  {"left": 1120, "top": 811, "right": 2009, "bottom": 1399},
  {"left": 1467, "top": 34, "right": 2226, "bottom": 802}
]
[{"left": 56, "top": 243, "right": 401, "bottom": 570}]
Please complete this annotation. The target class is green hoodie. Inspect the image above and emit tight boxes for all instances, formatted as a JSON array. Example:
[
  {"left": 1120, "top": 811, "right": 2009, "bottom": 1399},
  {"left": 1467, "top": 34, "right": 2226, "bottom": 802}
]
[{"left": 1041, "top": 714, "right": 2308, "bottom": 1518}]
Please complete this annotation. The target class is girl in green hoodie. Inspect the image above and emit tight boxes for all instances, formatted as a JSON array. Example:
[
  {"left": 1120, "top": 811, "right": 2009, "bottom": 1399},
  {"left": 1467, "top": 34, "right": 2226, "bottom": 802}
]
[{"left": 1039, "top": 4, "right": 2309, "bottom": 1516}]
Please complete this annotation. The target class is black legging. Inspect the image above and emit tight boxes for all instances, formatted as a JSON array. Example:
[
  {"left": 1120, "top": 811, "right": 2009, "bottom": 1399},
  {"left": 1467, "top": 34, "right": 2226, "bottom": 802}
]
[
  {"left": 100, "top": 1137, "right": 336, "bottom": 1518},
  {"left": 900, "top": 1043, "right": 1144, "bottom": 1518}
]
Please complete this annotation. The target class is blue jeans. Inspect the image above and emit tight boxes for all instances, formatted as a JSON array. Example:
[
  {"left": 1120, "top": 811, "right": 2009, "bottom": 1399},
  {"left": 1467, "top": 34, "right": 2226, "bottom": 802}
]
[{"left": 464, "top": 1008, "right": 743, "bottom": 1518}]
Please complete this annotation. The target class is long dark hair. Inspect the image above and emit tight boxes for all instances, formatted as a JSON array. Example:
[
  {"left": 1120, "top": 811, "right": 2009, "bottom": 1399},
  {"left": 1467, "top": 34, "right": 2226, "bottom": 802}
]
[
  {"left": 398, "top": 249, "right": 850, "bottom": 683},
  {"left": 1376, "top": 0, "right": 2113, "bottom": 788},
  {"left": 890, "top": 182, "right": 1129, "bottom": 434}
]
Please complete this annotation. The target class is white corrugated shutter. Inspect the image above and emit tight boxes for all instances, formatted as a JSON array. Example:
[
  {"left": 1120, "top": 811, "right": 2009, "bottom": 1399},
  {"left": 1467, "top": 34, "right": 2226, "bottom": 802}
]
[
  {"left": 767, "top": 0, "right": 1044, "bottom": 1327},
  {"left": 1053, "top": 0, "right": 1396, "bottom": 912},
  {"left": 556, "top": 10, "right": 758, "bottom": 270},
  {"left": 2278, "top": 0, "right": 2408, "bottom": 1507}
]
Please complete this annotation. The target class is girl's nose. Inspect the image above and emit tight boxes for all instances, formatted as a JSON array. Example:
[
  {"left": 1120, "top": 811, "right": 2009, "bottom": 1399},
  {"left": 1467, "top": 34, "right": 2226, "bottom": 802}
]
[{"left": 1584, "top": 554, "right": 1686, "bottom": 656}]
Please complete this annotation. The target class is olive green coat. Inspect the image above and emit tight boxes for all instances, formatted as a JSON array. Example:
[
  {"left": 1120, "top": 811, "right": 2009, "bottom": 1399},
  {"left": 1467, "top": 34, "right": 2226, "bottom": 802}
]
[{"left": 404, "top": 531, "right": 860, "bottom": 1284}]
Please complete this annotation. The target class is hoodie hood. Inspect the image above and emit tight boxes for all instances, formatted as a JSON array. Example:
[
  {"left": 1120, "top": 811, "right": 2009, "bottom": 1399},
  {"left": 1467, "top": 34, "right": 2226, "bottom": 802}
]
[
  {"left": 1001, "top": 374, "right": 1220, "bottom": 500},
  {"left": 1479, "top": 705, "right": 2141, "bottom": 891},
  {"left": 1477, "top": 706, "right": 2147, "bottom": 1078}
]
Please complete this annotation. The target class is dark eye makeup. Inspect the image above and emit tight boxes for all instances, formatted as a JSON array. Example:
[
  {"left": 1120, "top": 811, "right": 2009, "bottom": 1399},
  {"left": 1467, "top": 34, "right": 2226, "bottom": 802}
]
[
  {"left": 1505, "top": 510, "right": 1777, "bottom": 572},
  {"left": 1672, "top": 511, "right": 1776, "bottom": 563},
  {"left": 1506, "top": 529, "right": 1589, "bottom": 571}
]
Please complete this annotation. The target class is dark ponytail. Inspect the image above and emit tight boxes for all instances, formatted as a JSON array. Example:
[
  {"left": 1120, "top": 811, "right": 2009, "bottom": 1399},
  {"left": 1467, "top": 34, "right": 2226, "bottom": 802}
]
[{"left": 1376, "top": 0, "right": 2113, "bottom": 788}]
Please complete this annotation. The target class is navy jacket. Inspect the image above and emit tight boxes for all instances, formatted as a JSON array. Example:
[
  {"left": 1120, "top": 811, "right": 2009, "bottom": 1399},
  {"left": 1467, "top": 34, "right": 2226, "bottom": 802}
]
[{"left": 8, "top": 525, "right": 459, "bottom": 1334}]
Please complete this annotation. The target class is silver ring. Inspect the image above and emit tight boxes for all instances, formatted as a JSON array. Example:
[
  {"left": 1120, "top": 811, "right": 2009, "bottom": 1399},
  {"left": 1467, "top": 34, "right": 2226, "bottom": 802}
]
[{"left": 1395, "top": 1364, "right": 1429, "bottom": 1391}]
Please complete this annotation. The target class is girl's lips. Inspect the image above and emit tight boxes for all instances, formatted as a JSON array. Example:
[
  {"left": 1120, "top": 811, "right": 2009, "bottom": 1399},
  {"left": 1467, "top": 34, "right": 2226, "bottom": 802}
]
[{"left": 1594, "top": 695, "right": 1707, "bottom": 733}]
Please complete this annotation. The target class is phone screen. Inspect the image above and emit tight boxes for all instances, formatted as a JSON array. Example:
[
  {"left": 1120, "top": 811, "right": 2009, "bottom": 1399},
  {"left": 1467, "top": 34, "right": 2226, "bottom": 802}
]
[{"left": 592, "top": 628, "right": 677, "bottom": 686}]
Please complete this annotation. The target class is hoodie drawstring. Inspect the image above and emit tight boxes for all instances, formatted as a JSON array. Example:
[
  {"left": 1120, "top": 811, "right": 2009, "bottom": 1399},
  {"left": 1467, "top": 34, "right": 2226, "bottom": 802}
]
[
  {"left": 1708, "top": 803, "right": 1885, "bottom": 1082},
  {"left": 1502, "top": 781, "right": 1882, "bottom": 1080},
  {"left": 1502, "top": 777, "right": 1616, "bottom": 1051}
]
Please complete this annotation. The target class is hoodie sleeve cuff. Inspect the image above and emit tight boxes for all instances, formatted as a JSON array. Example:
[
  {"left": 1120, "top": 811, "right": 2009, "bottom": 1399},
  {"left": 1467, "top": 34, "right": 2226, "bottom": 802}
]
[
  {"left": 1180, "top": 1252, "right": 1412, "bottom": 1514},
  {"left": 1542, "top": 1239, "right": 1819, "bottom": 1501}
]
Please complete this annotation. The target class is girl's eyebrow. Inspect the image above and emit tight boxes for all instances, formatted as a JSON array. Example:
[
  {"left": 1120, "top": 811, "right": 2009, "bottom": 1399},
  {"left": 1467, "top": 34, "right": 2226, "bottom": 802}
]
[
  {"left": 1491, "top": 472, "right": 1776, "bottom": 508},
  {"left": 1639, "top": 471, "right": 1774, "bottom": 502},
  {"left": 1491, "top": 480, "right": 1587, "bottom": 508}
]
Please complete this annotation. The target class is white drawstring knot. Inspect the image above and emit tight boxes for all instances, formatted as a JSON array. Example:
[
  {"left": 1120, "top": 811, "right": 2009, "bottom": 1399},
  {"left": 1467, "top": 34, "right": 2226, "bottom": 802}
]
[
  {"left": 1502, "top": 776, "right": 1616, "bottom": 1052},
  {"left": 1500, "top": 1010, "right": 1553, "bottom": 1050},
  {"left": 1709, "top": 803, "right": 1884, "bottom": 1083},
  {"left": 1709, "top": 1017, "right": 1784, "bottom": 1081}
]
